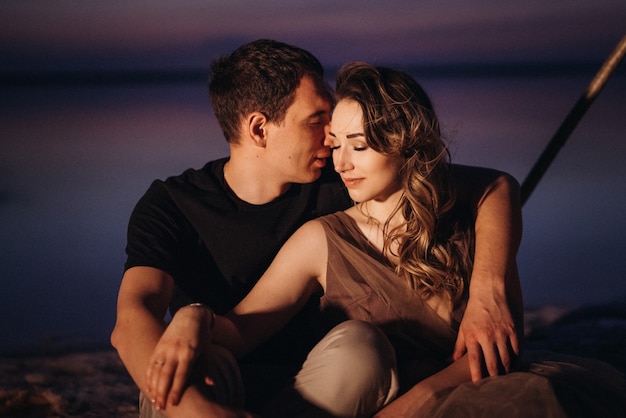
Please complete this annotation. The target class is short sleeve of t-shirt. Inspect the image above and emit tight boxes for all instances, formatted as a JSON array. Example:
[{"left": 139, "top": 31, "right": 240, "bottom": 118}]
[{"left": 124, "top": 178, "right": 195, "bottom": 279}]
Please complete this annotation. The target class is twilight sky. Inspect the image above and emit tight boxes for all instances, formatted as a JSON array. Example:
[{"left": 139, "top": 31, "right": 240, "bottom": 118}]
[
  {"left": 1, "top": 1, "right": 625, "bottom": 351},
  {"left": 2, "top": 0, "right": 626, "bottom": 73}
]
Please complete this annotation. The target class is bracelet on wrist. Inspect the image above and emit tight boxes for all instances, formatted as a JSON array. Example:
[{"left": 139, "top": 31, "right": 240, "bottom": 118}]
[{"left": 186, "top": 302, "right": 216, "bottom": 330}]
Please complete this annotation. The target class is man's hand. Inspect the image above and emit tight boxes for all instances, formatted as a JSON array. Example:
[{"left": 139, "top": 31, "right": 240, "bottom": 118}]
[
  {"left": 452, "top": 290, "right": 519, "bottom": 382},
  {"left": 146, "top": 304, "right": 214, "bottom": 410}
]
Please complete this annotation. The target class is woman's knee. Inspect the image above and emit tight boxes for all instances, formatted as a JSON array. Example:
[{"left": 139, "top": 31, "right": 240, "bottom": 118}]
[
  {"left": 295, "top": 320, "right": 399, "bottom": 417},
  {"left": 317, "top": 320, "right": 395, "bottom": 371}
]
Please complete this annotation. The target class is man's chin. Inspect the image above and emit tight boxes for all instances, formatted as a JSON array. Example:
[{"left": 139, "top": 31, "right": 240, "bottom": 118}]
[{"left": 295, "top": 169, "right": 322, "bottom": 185}]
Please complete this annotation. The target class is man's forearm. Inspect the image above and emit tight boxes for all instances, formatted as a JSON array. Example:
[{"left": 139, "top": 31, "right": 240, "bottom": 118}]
[
  {"left": 470, "top": 172, "right": 523, "bottom": 328},
  {"left": 111, "top": 305, "right": 166, "bottom": 394},
  {"left": 451, "top": 165, "right": 522, "bottom": 308}
]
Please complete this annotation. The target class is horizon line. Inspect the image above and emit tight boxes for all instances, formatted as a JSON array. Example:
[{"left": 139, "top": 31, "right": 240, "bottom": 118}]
[{"left": 2, "top": 60, "right": 623, "bottom": 86}]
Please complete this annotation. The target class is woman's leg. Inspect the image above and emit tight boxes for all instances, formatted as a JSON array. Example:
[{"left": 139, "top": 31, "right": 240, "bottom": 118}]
[{"left": 267, "top": 320, "right": 399, "bottom": 418}]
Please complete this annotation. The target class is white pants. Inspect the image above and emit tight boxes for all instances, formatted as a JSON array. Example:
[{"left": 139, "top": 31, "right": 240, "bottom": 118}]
[{"left": 288, "top": 320, "right": 398, "bottom": 417}]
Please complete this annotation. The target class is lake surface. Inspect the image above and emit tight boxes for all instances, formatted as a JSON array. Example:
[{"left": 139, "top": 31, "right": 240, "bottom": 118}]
[{"left": 1, "top": 71, "right": 625, "bottom": 352}]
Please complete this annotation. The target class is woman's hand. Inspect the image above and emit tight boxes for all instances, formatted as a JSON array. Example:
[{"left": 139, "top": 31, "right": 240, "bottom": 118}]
[{"left": 146, "top": 303, "right": 215, "bottom": 410}]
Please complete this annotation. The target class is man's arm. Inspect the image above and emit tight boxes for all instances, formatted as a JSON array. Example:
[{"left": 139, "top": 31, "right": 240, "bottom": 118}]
[
  {"left": 450, "top": 165, "right": 524, "bottom": 382},
  {"left": 111, "top": 267, "right": 172, "bottom": 392},
  {"left": 111, "top": 267, "right": 246, "bottom": 417}
]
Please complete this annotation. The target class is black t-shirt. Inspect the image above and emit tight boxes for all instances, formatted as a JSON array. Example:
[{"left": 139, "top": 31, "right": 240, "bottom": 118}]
[{"left": 125, "top": 157, "right": 351, "bottom": 364}]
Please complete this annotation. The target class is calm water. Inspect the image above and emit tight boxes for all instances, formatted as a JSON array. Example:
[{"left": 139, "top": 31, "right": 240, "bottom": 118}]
[{"left": 1, "top": 73, "right": 625, "bottom": 352}]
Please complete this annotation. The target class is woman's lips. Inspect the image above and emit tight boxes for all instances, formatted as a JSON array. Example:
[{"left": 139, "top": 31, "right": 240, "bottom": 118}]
[{"left": 342, "top": 177, "right": 363, "bottom": 187}]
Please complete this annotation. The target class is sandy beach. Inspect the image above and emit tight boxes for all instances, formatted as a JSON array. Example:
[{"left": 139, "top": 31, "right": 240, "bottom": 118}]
[
  {"left": 1, "top": 303, "right": 625, "bottom": 417},
  {"left": 0, "top": 349, "right": 138, "bottom": 417}
]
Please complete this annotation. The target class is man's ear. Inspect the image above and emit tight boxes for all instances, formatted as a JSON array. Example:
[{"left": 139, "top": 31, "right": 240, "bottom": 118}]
[{"left": 246, "top": 112, "right": 268, "bottom": 148}]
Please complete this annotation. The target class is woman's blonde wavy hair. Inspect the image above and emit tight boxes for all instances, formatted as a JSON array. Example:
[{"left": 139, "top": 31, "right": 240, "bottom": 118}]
[{"left": 335, "top": 62, "right": 474, "bottom": 306}]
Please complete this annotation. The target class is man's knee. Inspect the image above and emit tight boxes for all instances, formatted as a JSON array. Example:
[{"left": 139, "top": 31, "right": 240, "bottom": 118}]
[
  {"left": 201, "top": 344, "right": 245, "bottom": 406},
  {"left": 138, "top": 344, "right": 244, "bottom": 418},
  {"left": 139, "top": 391, "right": 167, "bottom": 418}
]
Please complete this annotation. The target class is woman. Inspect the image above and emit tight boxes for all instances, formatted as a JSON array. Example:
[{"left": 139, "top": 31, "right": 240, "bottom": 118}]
[{"left": 146, "top": 63, "right": 625, "bottom": 417}]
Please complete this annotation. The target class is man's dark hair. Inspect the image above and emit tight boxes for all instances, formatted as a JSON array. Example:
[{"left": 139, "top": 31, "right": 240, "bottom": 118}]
[{"left": 209, "top": 39, "right": 332, "bottom": 143}]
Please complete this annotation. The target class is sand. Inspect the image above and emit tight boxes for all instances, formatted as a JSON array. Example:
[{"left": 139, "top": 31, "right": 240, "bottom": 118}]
[
  {"left": 0, "top": 350, "right": 137, "bottom": 417},
  {"left": 1, "top": 302, "right": 625, "bottom": 417}
]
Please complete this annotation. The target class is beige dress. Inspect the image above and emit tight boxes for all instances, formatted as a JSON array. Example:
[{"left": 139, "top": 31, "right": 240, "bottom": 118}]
[{"left": 318, "top": 212, "right": 626, "bottom": 417}]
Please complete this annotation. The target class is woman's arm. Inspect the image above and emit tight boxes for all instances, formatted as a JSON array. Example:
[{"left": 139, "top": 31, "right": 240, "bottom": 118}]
[
  {"left": 450, "top": 165, "right": 524, "bottom": 381},
  {"left": 145, "top": 220, "right": 328, "bottom": 409},
  {"left": 210, "top": 221, "right": 327, "bottom": 356}
]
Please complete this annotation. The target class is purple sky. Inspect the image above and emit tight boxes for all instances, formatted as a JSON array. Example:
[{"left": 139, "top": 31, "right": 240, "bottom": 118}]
[
  {"left": 2, "top": 0, "right": 625, "bottom": 72},
  {"left": 1, "top": 1, "right": 625, "bottom": 351}
]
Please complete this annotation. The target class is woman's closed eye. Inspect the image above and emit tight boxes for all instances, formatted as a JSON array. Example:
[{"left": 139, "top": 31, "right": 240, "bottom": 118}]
[
  {"left": 328, "top": 141, "right": 368, "bottom": 152},
  {"left": 329, "top": 145, "right": 367, "bottom": 152}
]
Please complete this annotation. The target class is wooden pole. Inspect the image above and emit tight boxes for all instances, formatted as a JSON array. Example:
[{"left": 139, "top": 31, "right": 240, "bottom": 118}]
[{"left": 521, "top": 34, "right": 626, "bottom": 205}]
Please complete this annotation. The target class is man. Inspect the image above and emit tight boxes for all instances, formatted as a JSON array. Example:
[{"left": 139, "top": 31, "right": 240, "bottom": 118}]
[{"left": 111, "top": 39, "right": 522, "bottom": 417}]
